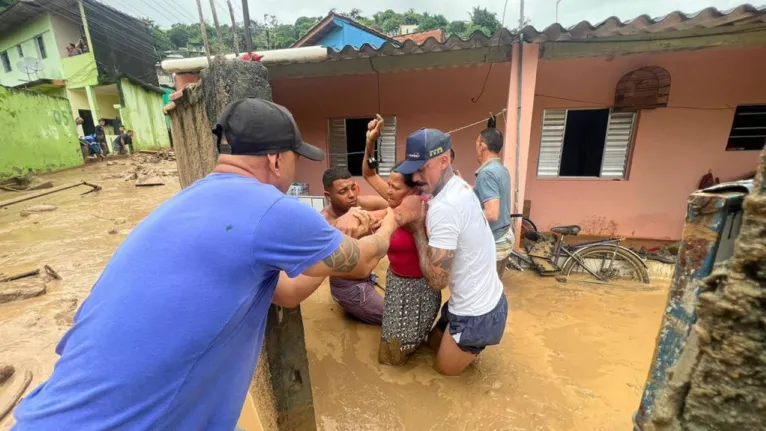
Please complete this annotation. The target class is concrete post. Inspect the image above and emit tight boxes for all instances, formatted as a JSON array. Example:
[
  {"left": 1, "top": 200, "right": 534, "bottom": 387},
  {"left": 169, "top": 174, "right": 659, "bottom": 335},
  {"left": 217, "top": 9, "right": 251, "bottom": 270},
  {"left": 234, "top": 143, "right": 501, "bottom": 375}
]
[
  {"left": 84, "top": 85, "right": 100, "bottom": 127},
  {"left": 502, "top": 43, "right": 539, "bottom": 240},
  {"left": 163, "top": 59, "right": 317, "bottom": 431}
]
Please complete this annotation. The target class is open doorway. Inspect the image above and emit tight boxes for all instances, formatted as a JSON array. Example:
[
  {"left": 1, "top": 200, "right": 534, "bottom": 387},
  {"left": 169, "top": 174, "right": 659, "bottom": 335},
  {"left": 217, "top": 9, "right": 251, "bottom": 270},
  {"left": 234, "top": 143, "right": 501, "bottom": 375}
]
[{"left": 78, "top": 110, "right": 94, "bottom": 135}]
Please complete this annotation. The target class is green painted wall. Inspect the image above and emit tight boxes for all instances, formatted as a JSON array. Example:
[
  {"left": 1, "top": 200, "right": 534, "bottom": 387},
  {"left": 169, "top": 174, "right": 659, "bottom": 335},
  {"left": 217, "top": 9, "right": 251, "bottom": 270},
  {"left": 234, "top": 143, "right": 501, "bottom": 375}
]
[
  {"left": 119, "top": 79, "right": 171, "bottom": 150},
  {"left": 0, "top": 86, "right": 82, "bottom": 178},
  {"left": 61, "top": 52, "right": 98, "bottom": 89},
  {"left": 0, "top": 14, "right": 64, "bottom": 87}
]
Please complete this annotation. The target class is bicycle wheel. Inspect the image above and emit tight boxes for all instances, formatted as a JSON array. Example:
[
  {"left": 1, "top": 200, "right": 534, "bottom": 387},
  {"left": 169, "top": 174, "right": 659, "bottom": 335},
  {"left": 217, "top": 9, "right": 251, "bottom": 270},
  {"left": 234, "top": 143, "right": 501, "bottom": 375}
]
[
  {"left": 510, "top": 214, "right": 537, "bottom": 249},
  {"left": 561, "top": 245, "right": 650, "bottom": 284}
]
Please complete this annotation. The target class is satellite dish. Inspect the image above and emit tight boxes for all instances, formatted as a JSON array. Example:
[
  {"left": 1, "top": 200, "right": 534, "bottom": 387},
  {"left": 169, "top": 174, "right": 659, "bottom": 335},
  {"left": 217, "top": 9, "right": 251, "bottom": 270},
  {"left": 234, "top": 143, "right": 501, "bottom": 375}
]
[{"left": 17, "top": 57, "right": 44, "bottom": 77}]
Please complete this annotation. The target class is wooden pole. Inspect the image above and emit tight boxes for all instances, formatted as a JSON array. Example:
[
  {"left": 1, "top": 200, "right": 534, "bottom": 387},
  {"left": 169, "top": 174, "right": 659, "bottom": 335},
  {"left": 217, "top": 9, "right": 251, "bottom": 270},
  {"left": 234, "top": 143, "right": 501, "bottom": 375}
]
[
  {"left": 226, "top": 0, "right": 240, "bottom": 55},
  {"left": 195, "top": 0, "right": 212, "bottom": 62},
  {"left": 241, "top": 0, "right": 253, "bottom": 53},
  {"left": 208, "top": 0, "right": 224, "bottom": 54}
]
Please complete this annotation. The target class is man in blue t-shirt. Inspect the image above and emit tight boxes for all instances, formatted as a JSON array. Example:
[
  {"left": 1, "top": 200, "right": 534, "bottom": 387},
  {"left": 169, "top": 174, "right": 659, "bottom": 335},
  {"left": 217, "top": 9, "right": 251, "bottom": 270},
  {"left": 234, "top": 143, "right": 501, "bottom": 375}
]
[{"left": 13, "top": 98, "right": 407, "bottom": 430}]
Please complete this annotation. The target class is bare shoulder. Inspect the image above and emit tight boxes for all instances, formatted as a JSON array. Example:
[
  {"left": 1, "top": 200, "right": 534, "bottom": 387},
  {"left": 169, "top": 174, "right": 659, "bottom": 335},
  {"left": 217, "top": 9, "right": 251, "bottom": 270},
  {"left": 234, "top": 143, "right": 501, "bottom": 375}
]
[{"left": 320, "top": 207, "right": 336, "bottom": 225}]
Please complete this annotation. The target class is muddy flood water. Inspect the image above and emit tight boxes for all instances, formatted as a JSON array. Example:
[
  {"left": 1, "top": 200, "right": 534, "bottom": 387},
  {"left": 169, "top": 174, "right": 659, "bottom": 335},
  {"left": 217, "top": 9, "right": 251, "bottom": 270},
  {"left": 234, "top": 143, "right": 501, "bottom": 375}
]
[{"left": 0, "top": 160, "right": 670, "bottom": 430}]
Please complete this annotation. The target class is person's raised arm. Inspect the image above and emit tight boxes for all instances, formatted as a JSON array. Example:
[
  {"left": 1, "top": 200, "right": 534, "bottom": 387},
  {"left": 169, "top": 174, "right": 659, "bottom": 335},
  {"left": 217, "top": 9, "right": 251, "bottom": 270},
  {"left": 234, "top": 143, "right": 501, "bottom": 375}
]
[{"left": 361, "top": 115, "right": 390, "bottom": 199}]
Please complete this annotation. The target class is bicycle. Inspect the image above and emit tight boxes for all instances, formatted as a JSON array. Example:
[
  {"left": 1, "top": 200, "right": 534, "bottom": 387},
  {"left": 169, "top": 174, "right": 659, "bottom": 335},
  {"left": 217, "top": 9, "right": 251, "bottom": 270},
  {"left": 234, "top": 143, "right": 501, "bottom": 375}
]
[{"left": 498, "top": 214, "right": 650, "bottom": 284}]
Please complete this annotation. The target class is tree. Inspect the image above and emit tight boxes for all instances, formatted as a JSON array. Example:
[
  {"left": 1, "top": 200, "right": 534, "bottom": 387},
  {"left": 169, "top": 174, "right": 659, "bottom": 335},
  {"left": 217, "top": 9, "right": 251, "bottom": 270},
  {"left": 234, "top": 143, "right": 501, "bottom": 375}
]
[
  {"left": 0, "top": 0, "right": 16, "bottom": 12},
  {"left": 446, "top": 20, "right": 468, "bottom": 37},
  {"left": 167, "top": 24, "right": 191, "bottom": 49},
  {"left": 418, "top": 12, "right": 448, "bottom": 32},
  {"left": 467, "top": 7, "right": 502, "bottom": 36},
  {"left": 373, "top": 9, "right": 403, "bottom": 34},
  {"left": 144, "top": 20, "right": 174, "bottom": 53}
]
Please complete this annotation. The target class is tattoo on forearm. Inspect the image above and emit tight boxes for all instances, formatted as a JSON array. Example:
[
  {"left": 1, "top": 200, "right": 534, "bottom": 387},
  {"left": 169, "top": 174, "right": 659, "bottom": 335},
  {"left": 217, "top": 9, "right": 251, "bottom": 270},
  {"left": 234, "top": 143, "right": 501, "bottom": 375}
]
[
  {"left": 323, "top": 237, "right": 361, "bottom": 273},
  {"left": 372, "top": 235, "right": 389, "bottom": 258},
  {"left": 413, "top": 230, "right": 454, "bottom": 289}
]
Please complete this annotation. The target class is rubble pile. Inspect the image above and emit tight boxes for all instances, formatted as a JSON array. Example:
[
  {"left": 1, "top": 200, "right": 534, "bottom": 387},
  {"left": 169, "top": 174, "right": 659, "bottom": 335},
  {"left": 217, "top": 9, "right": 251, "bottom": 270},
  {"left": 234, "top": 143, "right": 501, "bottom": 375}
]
[{"left": 99, "top": 150, "right": 178, "bottom": 186}]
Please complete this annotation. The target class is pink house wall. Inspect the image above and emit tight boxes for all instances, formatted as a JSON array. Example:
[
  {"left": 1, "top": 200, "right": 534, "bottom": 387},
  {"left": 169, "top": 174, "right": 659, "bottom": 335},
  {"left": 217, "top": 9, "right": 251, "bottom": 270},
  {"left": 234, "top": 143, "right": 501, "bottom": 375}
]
[
  {"left": 270, "top": 63, "right": 511, "bottom": 196},
  {"left": 525, "top": 46, "right": 766, "bottom": 240}
]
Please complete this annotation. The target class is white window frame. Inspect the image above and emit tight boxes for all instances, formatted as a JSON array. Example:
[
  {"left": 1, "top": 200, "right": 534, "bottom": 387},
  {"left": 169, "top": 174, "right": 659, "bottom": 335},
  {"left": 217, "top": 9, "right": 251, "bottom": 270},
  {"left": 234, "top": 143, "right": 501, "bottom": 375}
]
[
  {"left": 536, "top": 108, "right": 637, "bottom": 180},
  {"left": 327, "top": 116, "right": 397, "bottom": 177}
]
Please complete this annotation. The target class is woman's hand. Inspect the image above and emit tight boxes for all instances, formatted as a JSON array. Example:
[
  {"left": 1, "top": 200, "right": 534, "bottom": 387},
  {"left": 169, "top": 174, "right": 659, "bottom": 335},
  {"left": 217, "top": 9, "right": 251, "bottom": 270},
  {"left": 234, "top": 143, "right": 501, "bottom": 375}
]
[{"left": 366, "top": 114, "right": 384, "bottom": 145}]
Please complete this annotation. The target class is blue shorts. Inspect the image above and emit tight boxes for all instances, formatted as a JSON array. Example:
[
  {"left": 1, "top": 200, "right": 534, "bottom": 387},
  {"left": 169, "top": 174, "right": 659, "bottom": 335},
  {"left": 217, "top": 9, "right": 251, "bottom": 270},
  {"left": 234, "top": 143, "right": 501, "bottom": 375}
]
[{"left": 435, "top": 294, "right": 508, "bottom": 354}]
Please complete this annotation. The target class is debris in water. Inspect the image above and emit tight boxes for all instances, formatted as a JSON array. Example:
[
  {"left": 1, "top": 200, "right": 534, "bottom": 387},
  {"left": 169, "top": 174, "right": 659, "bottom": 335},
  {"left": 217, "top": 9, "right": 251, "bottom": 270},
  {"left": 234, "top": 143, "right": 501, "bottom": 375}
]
[
  {"left": 0, "top": 181, "right": 101, "bottom": 208},
  {"left": 136, "top": 173, "right": 166, "bottom": 187},
  {"left": 0, "top": 364, "right": 14, "bottom": 385},
  {"left": 19, "top": 204, "right": 57, "bottom": 217},
  {"left": 44, "top": 265, "right": 62, "bottom": 281},
  {"left": 0, "top": 278, "right": 47, "bottom": 304},
  {"left": 0, "top": 370, "right": 33, "bottom": 421},
  {"left": 0, "top": 269, "right": 40, "bottom": 282}
]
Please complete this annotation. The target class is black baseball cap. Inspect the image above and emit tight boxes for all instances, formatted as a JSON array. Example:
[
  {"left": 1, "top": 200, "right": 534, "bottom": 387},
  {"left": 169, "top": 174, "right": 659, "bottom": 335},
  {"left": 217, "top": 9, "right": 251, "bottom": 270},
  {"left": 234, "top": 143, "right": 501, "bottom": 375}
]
[
  {"left": 213, "top": 98, "right": 324, "bottom": 161},
  {"left": 394, "top": 128, "right": 452, "bottom": 174}
]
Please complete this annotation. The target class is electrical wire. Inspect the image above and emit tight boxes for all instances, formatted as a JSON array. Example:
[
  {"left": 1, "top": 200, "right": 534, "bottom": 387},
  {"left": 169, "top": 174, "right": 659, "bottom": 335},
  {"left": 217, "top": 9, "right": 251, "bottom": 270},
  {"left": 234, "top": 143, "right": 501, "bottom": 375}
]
[
  {"left": 326, "top": 110, "right": 507, "bottom": 157},
  {"left": 471, "top": 0, "right": 512, "bottom": 103}
]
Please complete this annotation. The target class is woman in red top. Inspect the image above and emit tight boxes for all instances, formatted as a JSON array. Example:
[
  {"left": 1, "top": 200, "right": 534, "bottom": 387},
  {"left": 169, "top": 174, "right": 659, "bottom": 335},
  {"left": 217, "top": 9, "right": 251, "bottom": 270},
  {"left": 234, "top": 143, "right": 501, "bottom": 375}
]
[{"left": 363, "top": 117, "right": 441, "bottom": 366}]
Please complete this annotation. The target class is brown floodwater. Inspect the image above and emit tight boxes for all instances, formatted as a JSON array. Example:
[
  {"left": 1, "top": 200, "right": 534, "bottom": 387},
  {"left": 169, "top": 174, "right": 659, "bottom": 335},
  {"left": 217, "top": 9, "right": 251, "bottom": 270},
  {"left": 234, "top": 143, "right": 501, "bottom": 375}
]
[{"left": 0, "top": 161, "right": 670, "bottom": 430}]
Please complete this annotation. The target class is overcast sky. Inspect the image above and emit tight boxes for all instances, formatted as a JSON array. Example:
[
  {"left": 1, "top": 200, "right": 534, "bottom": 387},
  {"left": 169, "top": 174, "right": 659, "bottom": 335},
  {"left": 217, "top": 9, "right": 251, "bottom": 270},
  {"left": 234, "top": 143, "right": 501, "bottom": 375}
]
[{"left": 119, "top": 0, "right": 750, "bottom": 29}]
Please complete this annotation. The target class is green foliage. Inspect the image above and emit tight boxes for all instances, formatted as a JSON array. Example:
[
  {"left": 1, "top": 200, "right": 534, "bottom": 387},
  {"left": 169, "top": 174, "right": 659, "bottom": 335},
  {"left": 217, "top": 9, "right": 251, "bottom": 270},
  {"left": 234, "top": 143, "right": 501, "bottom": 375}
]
[
  {"left": 149, "top": 6, "right": 505, "bottom": 57},
  {"left": 0, "top": 0, "right": 17, "bottom": 12}
]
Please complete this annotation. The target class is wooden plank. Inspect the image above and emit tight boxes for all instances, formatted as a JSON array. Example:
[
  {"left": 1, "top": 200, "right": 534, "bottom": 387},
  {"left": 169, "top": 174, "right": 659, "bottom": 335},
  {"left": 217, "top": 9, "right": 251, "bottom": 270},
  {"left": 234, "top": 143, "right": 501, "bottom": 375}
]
[{"left": 0, "top": 181, "right": 101, "bottom": 208}]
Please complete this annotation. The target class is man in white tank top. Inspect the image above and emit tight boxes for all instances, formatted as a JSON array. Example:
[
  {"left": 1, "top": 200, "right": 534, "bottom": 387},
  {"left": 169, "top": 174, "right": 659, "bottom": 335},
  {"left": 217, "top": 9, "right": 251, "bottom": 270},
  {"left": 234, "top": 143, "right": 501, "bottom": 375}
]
[{"left": 395, "top": 128, "right": 508, "bottom": 376}]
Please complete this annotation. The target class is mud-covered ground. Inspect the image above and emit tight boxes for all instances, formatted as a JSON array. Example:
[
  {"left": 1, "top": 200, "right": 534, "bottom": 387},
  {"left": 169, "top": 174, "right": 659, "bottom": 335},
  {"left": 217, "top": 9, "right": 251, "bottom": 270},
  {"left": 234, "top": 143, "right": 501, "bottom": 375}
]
[{"left": 0, "top": 162, "right": 669, "bottom": 430}]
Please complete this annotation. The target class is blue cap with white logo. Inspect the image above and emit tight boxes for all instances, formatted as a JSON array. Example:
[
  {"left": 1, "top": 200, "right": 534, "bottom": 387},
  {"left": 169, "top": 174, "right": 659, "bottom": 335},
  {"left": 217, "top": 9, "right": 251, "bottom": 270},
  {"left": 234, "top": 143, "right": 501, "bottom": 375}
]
[{"left": 394, "top": 128, "right": 452, "bottom": 174}]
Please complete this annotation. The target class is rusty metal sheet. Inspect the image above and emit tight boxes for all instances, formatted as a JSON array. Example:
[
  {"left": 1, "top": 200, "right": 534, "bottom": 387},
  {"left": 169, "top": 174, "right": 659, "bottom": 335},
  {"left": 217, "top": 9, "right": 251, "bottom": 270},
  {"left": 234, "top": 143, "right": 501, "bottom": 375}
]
[{"left": 634, "top": 186, "right": 747, "bottom": 429}]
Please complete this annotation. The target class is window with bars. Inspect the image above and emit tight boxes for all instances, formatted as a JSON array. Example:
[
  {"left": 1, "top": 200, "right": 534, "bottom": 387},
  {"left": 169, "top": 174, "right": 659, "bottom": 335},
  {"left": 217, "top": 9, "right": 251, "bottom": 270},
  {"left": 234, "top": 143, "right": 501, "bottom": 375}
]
[
  {"left": 328, "top": 116, "right": 397, "bottom": 177},
  {"left": 0, "top": 51, "right": 10, "bottom": 72},
  {"left": 537, "top": 108, "right": 637, "bottom": 179},
  {"left": 726, "top": 105, "right": 766, "bottom": 151},
  {"left": 36, "top": 35, "right": 47, "bottom": 59}
]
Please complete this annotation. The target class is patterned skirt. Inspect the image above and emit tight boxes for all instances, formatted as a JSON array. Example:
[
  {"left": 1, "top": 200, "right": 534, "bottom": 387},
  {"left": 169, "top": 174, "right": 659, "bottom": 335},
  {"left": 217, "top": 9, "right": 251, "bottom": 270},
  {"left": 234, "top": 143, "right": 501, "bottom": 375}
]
[{"left": 379, "top": 268, "right": 441, "bottom": 365}]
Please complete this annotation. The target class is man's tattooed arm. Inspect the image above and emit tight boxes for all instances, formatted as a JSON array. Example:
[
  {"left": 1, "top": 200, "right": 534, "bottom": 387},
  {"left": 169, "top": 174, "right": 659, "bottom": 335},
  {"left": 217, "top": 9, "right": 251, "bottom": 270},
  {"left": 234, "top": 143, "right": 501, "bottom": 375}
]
[
  {"left": 412, "top": 229, "right": 455, "bottom": 290},
  {"left": 304, "top": 209, "right": 397, "bottom": 279}
]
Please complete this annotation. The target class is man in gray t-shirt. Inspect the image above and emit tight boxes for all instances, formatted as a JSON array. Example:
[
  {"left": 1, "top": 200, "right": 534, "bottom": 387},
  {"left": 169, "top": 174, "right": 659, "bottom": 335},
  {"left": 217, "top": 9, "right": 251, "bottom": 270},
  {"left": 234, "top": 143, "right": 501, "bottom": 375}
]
[{"left": 473, "top": 128, "right": 511, "bottom": 241}]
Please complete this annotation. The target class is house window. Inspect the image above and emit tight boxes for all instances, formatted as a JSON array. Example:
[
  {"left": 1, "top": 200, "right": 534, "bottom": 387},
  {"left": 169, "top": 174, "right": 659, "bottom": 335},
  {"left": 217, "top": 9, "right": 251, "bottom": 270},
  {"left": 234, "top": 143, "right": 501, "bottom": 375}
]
[
  {"left": 1, "top": 52, "right": 10, "bottom": 72},
  {"left": 328, "top": 116, "right": 397, "bottom": 177},
  {"left": 16, "top": 45, "right": 23, "bottom": 57},
  {"left": 36, "top": 35, "right": 47, "bottom": 59},
  {"left": 726, "top": 105, "right": 766, "bottom": 151},
  {"left": 537, "top": 108, "right": 637, "bottom": 179}
]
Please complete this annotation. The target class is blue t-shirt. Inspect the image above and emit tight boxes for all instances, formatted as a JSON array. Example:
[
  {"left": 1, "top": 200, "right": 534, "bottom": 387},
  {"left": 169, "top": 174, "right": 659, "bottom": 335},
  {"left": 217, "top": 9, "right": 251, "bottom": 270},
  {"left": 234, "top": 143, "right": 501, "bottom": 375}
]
[
  {"left": 474, "top": 158, "right": 511, "bottom": 241},
  {"left": 13, "top": 173, "right": 342, "bottom": 430}
]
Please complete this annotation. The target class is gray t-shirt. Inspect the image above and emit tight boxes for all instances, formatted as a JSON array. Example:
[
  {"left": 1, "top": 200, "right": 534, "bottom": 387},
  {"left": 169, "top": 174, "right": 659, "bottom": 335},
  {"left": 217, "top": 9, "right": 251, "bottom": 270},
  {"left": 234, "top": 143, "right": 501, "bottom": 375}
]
[{"left": 474, "top": 158, "right": 511, "bottom": 241}]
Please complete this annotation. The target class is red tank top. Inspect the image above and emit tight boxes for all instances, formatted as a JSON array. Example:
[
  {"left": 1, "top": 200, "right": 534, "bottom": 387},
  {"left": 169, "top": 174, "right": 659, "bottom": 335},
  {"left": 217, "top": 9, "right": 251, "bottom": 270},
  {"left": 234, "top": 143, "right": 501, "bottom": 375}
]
[
  {"left": 388, "top": 227, "right": 423, "bottom": 278},
  {"left": 387, "top": 195, "right": 429, "bottom": 278}
]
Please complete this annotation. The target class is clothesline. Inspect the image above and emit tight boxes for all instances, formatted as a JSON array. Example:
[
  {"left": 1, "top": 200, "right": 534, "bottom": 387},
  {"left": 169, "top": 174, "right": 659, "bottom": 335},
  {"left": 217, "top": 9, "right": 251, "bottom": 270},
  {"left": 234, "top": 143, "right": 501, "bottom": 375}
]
[{"left": 327, "top": 109, "right": 508, "bottom": 156}]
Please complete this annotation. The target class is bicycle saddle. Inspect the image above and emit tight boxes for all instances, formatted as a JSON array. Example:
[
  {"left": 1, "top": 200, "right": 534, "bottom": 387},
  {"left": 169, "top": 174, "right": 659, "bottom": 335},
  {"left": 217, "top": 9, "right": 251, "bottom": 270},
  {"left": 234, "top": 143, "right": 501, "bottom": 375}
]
[{"left": 551, "top": 225, "right": 581, "bottom": 236}]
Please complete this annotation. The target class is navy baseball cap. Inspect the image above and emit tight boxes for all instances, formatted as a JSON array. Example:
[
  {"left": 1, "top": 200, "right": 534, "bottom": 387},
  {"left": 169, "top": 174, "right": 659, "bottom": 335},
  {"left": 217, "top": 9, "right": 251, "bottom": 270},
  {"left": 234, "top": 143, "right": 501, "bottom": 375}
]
[
  {"left": 394, "top": 128, "right": 452, "bottom": 174},
  {"left": 212, "top": 98, "right": 324, "bottom": 161}
]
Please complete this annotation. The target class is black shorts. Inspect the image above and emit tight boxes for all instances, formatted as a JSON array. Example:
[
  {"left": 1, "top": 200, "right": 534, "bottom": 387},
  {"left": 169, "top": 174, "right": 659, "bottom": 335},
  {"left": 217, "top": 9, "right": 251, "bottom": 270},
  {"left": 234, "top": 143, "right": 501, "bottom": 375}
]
[{"left": 435, "top": 294, "right": 508, "bottom": 354}]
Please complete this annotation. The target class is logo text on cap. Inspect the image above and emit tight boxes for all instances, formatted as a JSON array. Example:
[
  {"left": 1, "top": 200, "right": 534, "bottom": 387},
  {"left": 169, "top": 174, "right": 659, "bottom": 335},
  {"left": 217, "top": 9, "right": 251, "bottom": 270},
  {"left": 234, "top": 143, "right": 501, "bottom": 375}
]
[{"left": 429, "top": 147, "right": 444, "bottom": 157}]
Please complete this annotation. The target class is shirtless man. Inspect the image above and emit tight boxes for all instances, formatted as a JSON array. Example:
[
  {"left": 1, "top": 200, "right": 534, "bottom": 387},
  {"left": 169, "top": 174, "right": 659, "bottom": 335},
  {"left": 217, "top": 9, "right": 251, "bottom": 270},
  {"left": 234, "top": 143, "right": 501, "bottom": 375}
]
[{"left": 320, "top": 167, "right": 389, "bottom": 324}]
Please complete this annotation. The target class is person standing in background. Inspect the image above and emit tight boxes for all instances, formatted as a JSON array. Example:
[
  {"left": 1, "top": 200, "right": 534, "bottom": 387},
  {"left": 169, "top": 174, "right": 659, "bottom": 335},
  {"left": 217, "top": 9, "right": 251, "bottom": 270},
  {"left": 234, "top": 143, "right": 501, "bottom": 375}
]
[{"left": 473, "top": 126, "right": 513, "bottom": 274}]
